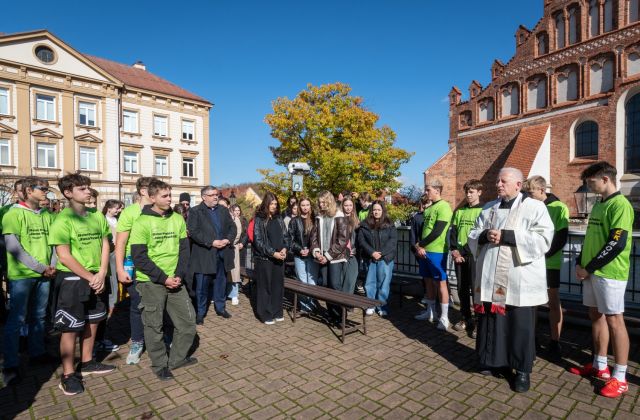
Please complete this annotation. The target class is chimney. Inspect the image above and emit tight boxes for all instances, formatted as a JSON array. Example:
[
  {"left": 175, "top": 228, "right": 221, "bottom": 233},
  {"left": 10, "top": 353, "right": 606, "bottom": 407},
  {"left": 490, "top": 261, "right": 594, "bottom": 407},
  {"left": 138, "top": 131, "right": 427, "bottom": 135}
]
[{"left": 132, "top": 61, "right": 146, "bottom": 71}]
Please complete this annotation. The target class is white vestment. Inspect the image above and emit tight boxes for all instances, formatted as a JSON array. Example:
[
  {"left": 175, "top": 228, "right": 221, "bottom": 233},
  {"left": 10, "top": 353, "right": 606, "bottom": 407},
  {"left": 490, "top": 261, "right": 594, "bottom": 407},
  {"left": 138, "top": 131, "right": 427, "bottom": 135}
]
[{"left": 468, "top": 193, "right": 554, "bottom": 307}]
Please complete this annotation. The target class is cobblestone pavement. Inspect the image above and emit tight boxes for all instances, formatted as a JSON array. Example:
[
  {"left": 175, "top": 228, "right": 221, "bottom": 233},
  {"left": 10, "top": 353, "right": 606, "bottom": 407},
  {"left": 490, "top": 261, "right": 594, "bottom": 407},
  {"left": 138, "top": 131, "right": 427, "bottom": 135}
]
[{"left": 0, "top": 291, "right": 638, "bottom": 419}]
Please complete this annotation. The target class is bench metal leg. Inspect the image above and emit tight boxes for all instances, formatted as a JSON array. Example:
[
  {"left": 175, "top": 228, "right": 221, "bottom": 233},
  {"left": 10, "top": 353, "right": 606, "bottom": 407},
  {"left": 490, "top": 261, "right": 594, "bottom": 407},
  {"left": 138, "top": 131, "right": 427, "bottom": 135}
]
[
  {"left": 341, "top": 306, "right": 346, "bottom": 343},
  {"left": 292, "top": 292, "right": 298, "bottom": 323},
  {"left": 362, "top": 308, "right": 367, "bottom": 335}
]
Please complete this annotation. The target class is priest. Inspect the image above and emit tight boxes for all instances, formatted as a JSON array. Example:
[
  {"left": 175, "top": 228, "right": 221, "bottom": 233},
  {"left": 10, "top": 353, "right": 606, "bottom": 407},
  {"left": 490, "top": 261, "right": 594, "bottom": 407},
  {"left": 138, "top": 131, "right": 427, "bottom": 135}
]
[{"left": 468, "top": 167, "right": 554, "bottom": 393}]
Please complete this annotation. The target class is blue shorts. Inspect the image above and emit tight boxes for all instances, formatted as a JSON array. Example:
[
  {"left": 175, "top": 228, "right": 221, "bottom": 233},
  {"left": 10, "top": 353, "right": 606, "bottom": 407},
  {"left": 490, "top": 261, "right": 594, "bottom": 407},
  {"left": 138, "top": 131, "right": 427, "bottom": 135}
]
[{"left": 418, "top": 252, "right": 448, "bottom": 281}]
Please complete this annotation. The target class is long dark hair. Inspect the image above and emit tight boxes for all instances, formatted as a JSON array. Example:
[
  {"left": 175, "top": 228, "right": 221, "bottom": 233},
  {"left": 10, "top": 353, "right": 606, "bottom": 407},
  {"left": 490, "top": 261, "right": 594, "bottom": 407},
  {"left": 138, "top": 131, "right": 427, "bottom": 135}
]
[
  {"left": 102, "top": 199, "right": 123, "bottom": 216},
  {"left": 296, "top": 196, "right": 315, "bottom": 234},
  {"left": 365, "top": 200, "right": 392, "bottom": 230},
  {"left": 255, "top": 192, "right": 280, "bottom": 219}
]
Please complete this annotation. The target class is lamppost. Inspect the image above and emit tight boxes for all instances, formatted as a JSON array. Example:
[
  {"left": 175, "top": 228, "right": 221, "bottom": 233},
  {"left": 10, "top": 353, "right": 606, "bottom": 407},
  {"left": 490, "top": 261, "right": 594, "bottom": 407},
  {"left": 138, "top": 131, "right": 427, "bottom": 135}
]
[{"left": 574, "top": 182, "right": 598, "bottom": 218}]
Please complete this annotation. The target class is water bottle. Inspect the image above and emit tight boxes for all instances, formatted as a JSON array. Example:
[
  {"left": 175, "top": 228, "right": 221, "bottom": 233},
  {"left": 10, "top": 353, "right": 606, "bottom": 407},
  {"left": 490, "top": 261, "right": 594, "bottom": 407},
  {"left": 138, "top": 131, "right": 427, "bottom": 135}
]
[{"left": 124, "top": 255, "right": 135, "bottom": 280}]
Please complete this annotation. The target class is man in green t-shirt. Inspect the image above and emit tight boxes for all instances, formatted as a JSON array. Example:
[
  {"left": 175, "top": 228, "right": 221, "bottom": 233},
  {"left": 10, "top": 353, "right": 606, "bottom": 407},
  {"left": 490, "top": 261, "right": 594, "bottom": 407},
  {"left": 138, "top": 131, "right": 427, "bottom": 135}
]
[
  {"left": 414, "top": 178, "right": 453, "bottom": 331},
  {"left": 523, "top": 175, "right": 569, "bottom": 358},
  {"left": 48, "top": 173, "right": 115, "bottom": 396},
  {"left": 450, "top": 179, "right": 483, "bottom": 337},
  {"left": 2, "top": 176, "right": 56, "bottom": 386},
  {"left": 0, "top": 179, "right": 26, "bottom": 276},
  {"left": 130, "top": 180, "right": 195, "bottom": 381},
  {"left": 570, "top": 162, "right": 634, "bottom": 399},
  {"left": 114, "top": 176, "right": 156, "bottom": 365}
]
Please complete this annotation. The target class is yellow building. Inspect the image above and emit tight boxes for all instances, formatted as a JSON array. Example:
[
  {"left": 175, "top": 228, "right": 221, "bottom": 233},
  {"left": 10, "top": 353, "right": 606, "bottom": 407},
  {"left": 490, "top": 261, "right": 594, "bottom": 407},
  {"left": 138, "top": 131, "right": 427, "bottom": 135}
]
[{"left": 0, "top": 30, "right": 212, "bottom": 206}]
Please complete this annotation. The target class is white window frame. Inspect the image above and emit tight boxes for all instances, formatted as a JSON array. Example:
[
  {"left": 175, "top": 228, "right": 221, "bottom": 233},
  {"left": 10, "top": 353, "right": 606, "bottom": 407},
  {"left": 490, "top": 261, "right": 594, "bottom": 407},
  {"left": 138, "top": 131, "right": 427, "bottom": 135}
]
[
  {"left": 182, "top": 120, "right": 195, "bottom": 141},
  {"left": 37, "top": 142, "right": 56, "bottom": 168},
  {"left": 123, "top": 110, "right": 138, "bottom": 133},
  {"left": 182, "top": 157, "right": 195, "bottom": 177},
  {"left": 0, "top": 88, "right": 8, "bottom": 116},
  {"left": 153, "top": 115, "right": 168, "bottom": 137},
  {"left": 123, "top": 151, "right": 139, "bottom": 174},
  {"left": 78, "top": 101, "right": 96, "bottom": 127},
  {"left": 79, "top": 146, "right": 97, "bottom": 171},
  {"left": 0, "top": 139, "right": 10, "bottom": 165},
  {"left": 36, "top": 94, "right": 55, "bottom": 121},
  {"left": 155, "top": 155, "right": 169, "bottom": 176}
]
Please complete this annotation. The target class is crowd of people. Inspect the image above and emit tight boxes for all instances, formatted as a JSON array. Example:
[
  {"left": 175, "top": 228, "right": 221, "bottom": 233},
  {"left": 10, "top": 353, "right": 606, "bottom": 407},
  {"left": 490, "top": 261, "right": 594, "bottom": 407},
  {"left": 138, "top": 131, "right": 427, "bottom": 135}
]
[{"left": 0, "top": 160, "right": 634, "bottom": 400}]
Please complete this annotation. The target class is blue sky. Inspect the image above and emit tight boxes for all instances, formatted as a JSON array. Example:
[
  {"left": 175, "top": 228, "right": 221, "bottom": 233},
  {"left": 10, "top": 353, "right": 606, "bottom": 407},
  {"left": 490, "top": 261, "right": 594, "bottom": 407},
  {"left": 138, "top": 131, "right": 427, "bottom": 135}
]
[{"left": 4, "top": 0, "right": 543, "bottom": 189}]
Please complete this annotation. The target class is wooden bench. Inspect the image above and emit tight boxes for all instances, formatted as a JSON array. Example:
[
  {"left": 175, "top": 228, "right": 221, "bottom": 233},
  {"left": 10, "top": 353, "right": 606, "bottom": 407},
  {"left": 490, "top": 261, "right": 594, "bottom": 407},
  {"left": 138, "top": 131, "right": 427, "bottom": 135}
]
[
  {"left": 241, "top": 268, "right": 381, "bottom": 343},
  {"left": 283, "top": 278, "right": 382, "bottom": 343}
]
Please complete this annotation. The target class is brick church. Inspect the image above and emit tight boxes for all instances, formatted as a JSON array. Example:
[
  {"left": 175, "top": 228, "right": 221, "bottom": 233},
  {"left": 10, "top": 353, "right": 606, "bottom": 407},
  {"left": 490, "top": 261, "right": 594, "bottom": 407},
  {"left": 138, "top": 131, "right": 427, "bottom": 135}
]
[{"left": 425, "top": 0, "right": 640, "bottom": 221}]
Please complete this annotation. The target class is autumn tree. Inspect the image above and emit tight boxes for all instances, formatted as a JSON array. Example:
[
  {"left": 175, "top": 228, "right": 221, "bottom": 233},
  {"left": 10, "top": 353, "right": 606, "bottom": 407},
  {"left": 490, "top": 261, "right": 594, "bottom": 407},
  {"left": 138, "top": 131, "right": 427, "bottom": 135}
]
[{"left": 262, "top": 83, "right": 412, "bottom": 200}]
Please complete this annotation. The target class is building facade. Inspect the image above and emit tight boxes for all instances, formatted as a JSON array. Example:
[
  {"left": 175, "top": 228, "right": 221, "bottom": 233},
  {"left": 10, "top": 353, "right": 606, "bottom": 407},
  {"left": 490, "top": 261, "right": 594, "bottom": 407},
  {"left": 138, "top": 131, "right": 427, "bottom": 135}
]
[
  {"left": 0, "top": 30, "right": 211, "bottom": 206},
  {"left": 426, "top": 0, "right": 640, "bottom": 221}
]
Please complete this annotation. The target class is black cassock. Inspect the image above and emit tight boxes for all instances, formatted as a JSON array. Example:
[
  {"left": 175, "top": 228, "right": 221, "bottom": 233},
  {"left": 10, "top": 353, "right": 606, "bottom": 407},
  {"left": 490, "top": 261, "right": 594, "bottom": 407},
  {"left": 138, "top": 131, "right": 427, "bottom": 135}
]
[{"left": 475, "top": 302, "right": 537, "bottom": 373}]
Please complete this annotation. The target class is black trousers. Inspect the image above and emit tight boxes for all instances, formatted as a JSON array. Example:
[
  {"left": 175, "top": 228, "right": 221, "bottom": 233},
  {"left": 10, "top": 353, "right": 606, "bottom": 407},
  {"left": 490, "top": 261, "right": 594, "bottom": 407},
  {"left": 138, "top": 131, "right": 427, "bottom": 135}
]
[
  {"left": 454, "top": 257, "right": 475, "bottom": 320},
  {"left": 255, "top": 258, "right": 284, "bottom": 322},
  {"left": 476, "top": 303, "right": 536, "bottom": 373}
]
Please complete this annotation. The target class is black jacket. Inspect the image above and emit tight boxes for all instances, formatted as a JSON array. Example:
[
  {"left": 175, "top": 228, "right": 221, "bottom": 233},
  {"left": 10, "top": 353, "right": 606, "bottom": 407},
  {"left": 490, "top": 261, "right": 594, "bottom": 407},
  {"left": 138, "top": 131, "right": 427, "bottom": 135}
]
[
  {"left": 288, "top": 216, "right": 314, "bottom": 257},
  {"left": 252, "top": 215, "right": 290, "bottom": 261},
  {"left": 357, "top": 222, "right": 398, "bottom": 263},
  {"left": 131, "top": 206, "right": 190, "bottom": 286},
  {"left": 187, "top": 202, "right": 237, "bottom": 277}
]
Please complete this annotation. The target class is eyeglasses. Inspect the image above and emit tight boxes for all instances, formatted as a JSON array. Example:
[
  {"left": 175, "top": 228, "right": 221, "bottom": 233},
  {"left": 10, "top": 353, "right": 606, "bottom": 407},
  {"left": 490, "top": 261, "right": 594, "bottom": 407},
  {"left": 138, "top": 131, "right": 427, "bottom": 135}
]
[
  {"left": 203, "top": 193, "right": 219, "bottom": 197},
  {"left": 32, "top": 185, "right": 49, "bottom": 193}
]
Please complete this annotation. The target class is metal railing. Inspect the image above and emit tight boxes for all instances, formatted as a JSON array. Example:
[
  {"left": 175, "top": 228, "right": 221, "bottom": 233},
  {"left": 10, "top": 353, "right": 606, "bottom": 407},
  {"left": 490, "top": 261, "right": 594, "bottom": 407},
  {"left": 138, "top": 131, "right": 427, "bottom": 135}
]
[{"left": 393, "top": 226, "right": 640, "bottom": 311}]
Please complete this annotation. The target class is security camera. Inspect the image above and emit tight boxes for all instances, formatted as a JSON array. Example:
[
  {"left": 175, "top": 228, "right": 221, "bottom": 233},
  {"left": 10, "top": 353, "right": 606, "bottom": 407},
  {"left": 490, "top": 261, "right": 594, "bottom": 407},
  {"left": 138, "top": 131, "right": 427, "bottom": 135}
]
[{"left": 287, "top": 162, "right": 311, "bottom": 174}]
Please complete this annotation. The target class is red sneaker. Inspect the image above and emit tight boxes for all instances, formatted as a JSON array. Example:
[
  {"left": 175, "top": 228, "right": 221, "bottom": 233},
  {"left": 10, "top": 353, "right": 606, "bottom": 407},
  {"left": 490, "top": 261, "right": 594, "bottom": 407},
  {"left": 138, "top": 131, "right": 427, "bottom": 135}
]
[
  {"left": 599, "top": 378, "right": 628, "bottom": 398},
  {"left": 568, "top": 362, "right": 611, "bottom": 379}
]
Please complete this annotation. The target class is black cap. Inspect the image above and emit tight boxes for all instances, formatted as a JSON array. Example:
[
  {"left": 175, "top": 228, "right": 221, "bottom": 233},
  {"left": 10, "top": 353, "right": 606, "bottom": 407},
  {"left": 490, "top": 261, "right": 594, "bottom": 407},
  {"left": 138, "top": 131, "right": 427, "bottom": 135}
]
[{"left": 179, "top": 192, "right": 191, "bottom": 203}]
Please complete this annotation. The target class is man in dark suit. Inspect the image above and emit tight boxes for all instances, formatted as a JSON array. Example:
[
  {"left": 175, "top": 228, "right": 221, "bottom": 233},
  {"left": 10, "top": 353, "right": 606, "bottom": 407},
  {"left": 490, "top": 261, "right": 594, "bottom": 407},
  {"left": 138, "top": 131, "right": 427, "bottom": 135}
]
[{"left": 187, "top": 186, "right": 236, "bottom": 324}]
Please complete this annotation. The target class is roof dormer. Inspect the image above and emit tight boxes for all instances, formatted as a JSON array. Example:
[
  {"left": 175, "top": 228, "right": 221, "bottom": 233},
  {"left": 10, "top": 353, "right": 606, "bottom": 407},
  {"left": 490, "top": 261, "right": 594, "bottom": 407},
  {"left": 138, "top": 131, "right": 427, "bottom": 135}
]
[
  {"left": 469, "top": 80, "right": 482, "bottom": 99},
  {"left": 515, "top": 24, "right": 532, "bottom": 48},
  {"left": 491, "top": 59, "right": 506, "bottom": 81},
  {"left": 449, "top": 86, "right": 462, "bottom": 106}
]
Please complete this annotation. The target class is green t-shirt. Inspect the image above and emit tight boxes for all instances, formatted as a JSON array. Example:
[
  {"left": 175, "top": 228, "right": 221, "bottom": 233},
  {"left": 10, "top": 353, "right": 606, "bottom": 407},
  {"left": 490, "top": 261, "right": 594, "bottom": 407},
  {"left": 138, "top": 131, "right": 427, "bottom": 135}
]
[
  {"left": 452, "top": 204, "right": 483, "bottom": 249},
  {"left": 2, "top": 205, "right": 53, "bottom": 280},
  {"left": 0, "top": 203, "right": 14, "bottom": 233},
  {"left": 116, "top": 203, "right": 142, "bottom": 256},
  {"left": 546, "top": 199, "right": 569, "bottom": 270},
  {"left": 421, "top": 200, "right": 453, "bottom": 253},
  {"left": 48, "top": 207, "right": 110, "bottom": 273},
  {"left": 581, "top": 193, "right": 634, "bottom": 281},
  {"left": 358, "top": 207, "right": 370, "bottom": 222},
  {"left": 129, "top": 210, "right": 187, "bottom": 282}
]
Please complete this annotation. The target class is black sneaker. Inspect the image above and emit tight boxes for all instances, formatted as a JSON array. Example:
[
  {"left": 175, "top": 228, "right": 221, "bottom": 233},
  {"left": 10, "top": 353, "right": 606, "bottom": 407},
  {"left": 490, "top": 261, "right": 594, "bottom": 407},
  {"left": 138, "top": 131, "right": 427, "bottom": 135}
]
[
  {"left": 155, "top": 367, "right": 174, "bottom": 381},
  {"left": 77, "top": 359, "right": 116, "bottom": 376},
  {"left": 2, "top": 367, "right": 19, "bottom": 386},
  {"left": 59, "top": 373, "right": 84, "bottom": 396},
  {"left": 171, "top": 357, "right": 198, "bottom": 370}
]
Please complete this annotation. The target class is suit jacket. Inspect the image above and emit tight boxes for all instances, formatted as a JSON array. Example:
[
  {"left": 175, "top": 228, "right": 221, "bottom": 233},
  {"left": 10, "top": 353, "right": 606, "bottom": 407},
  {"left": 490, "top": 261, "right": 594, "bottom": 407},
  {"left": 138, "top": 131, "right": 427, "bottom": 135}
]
[{"left": 187, "top": 202, "right": 237, "bottom": 281}]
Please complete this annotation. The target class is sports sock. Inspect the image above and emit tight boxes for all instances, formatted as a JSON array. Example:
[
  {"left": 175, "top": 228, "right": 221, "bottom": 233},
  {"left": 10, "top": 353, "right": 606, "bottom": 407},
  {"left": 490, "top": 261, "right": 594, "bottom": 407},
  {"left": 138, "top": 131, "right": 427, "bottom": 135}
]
[
  {"left": 613, "top": 364, "right": 627, "bottom": 382},
  {"left": 594, "top": 355, "right": 608, "bottom": 371},
  {"left": 440, "top": 303, "right": 449, "bottom": 320}
]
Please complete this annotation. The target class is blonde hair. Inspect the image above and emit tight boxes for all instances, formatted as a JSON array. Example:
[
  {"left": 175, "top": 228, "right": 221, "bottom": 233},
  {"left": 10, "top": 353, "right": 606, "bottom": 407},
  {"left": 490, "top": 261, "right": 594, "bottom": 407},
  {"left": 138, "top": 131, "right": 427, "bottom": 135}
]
[
  {"left": 425, "top": 178, "right": 444, "bottom": 193},
  {"left": 317, "top": 190, "right": 337, "bottom": 217},
  {"left": 523, "top": 175, "right": 547, "bottom": 192}
]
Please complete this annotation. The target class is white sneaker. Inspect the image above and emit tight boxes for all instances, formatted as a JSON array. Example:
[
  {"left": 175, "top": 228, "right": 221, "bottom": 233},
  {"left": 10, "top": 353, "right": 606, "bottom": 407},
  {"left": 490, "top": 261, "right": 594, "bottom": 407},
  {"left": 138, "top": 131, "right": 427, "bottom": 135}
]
[
  {"left": 264, "top": 320, "right": 275, "bottom": 325},
  {"left": 414, "top": 310, "right": 434, "bottom": 322},
  {"left": 378, "top": 309, "right": 388, "bottom": 317},
  {"left": 275, "top": 316, "right": 285, "bottom": 322},
  {"left": 437, "top": 318, "right": 450, "bottom": 331},
  {"left": 231, "top": 297, "right": 239, "bottom": 306},
  {"left": 126, "top": 341, "right": 144, "bottom": 365},
  {"left": 365, "top": 308, "right": 375, "bottom": 316}
]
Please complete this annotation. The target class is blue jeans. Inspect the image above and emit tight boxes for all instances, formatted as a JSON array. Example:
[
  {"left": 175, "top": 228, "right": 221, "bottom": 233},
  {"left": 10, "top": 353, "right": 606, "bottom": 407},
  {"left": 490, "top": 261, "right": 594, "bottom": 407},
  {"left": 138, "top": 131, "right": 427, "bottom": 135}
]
[
  {"left": 3, "top": 278, "right": 50, "bottom": 368},
  {"left": 227, "top": 282, "right": 239, "bottom": 299},
  {"left": 194, "top": 273, "right": 214, "bottom": 318},
  {"left": 127, "top": 277, "right": 144, "bottom": 343},
  {"left": 365, "top": 260, "right": 394, "bottom": 311},
  {"left": 294, "top": 256, "right": 319, "bottom": 309}
]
